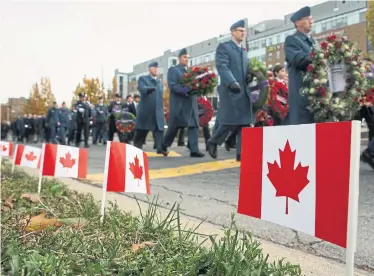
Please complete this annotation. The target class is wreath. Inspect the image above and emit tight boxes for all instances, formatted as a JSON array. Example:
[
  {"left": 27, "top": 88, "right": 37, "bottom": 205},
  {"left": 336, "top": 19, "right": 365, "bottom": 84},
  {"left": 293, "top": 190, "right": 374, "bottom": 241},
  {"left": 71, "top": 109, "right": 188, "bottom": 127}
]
[
  {"left": 115, "top": 111, "right": 136, "bottom": 133},
  {"left": 300, "top": 33, "right": 368, "bottom": 122},
  {"left": 181, "top": 66, "right": 218, "bottom": 96},
  {"left": 248, "top": 58, "right": 270, "bottom": 109},
  {"left": 267, "top": 79, "right": 289, "bottom": 122},
  {"left": 197, "top": 97, "right": 214, "bottom": 126},
  {"left": 254, "top": 108, "right": 274, "bottom": 127},
  {"left": 164, "top": 97, "right": 214, "bottom": 127}
]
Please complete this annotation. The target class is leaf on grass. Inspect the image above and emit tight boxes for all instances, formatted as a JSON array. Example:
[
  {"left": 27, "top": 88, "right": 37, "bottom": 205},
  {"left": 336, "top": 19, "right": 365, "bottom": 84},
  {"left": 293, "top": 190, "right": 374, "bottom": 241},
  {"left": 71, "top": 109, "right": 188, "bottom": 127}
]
[
  {"left": 4, "top": 195, "right": 14, "bottom": 209},
  {"left": 131, "top": 241, "right": 156, "bottom": 253},
  {"left": 20, "top": 211, "right": 62, "bottom": 232},
  {"left": 58, "top": 218, "right": 88, "bottom": 229},
  {"left": 20, "top": 193, "right": 41, "bottom": 203}
]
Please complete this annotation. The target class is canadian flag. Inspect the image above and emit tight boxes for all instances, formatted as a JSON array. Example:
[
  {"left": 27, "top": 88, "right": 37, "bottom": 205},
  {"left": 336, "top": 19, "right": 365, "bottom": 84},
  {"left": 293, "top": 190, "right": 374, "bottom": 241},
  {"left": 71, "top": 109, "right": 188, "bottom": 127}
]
[
  {"left": 0, "top": 141, "right": 13, "bottom": 157},
  {"left": 104, "top": 141, "right": 150, "bottom": 194},
  {"left": 41, "top": 144, "right": 88, "bottom": 179},
  {"left": 238, "top": 121, "right": 360, "bottom": 248},
  {"left": 14, "top": 144, "right": 41, "bottom": 169}
]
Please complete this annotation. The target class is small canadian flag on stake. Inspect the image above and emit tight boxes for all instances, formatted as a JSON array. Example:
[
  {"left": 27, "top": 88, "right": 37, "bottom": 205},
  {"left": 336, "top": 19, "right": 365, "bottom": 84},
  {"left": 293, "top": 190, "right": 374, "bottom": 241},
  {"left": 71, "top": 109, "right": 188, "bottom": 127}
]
[
  {"left": 237, "top": 121, "right": 360, "bottom": 276},
  {"left": 100, "top": 141, "right": 150, "bottom": 222},
  {"left": 12, "top": 144, "right": 42, "bottom": 172},
  {"left": 38, "top": 144, "right": 88, "bottom": 194},
  {"left": 0, "top": 141, "right": 13, "bottom": 158}
]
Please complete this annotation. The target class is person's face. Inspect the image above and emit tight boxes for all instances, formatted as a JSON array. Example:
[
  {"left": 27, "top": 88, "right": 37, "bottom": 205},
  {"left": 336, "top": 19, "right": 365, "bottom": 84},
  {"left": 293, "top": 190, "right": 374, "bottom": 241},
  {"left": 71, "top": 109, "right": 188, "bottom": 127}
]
[
  {"left": 178, "top": 55, "right": 189, "bottom": 66},
  {"left": 79, "top": 96, "right": 84, "bottom": 102},
  {"left": 134, "top": 97, "right": 140, "bottom": 103},
  {"left": 296, "top": 16, "right": 313, "bottom": 33},
  {"left": 276, "top": 68, "right": 287, "bottom": 79},
  {"left": 62, "top": 103, "right": 66, "bottom": 108},
  {"left": 99, "top": 98, "right": 103, "bottom": 104},
  {"left": 149, "top": 66, "right": 158, "bottom": 76},
  {"left": 231, "top": 27, "right": 246, "bottom": 42},
  {"left": 127, "top": 97, "right": 133, "bottom": 103},
  {"left": 115, "top": 96, "right": 121, "bottom": 102}
]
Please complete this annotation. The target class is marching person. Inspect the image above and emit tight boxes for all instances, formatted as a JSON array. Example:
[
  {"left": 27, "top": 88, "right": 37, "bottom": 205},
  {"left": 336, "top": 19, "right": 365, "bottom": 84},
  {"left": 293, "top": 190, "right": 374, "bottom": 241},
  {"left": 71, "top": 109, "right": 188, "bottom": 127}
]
[
  {"left": 162, "top": 48, "right": 204, "bottom": 157},
  {"left": 362, "top": 137, "right": 374, "bottom": 170},
  {"left": 107, "top": 93, "right": 125, "bottom": 142},
  {"left": 58, "top": 102, "right": 69, "bottom": 145},
  {"left": 46, "top": 102, "right": 60, "bottom": 144},
  {"left": 133, "top": 61, "right": 165, "bottom": 153},
  {"left": 284, "top": 6, "right": 315, "bottom": 125},
  {"left": 75, "top": 93, "right": 91, "bottom": 148},
  {"left": 67, "top": 106, "right": 77, "bottom": 145},
  {"left": 93, "top": 96, "right": 107, "bottom": 145},
  {"left": 207, "top": 20, "right": 253, "bottom": 162}
]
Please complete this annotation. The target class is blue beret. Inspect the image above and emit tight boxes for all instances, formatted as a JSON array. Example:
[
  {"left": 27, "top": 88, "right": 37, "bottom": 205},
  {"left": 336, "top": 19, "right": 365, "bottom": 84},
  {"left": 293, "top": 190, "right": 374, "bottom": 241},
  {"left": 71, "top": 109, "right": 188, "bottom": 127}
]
[
  {"left": 148, "top": 61, "right": 158, "bottom": 68},
  {"left": 291, "top": 6, "right": 311, "bottom": 23},
  {"left": 178, "top": 48, "right": 188, "bottom": 57},
  {"left": 230, "top": 19, "right": 245, "bottom": 31}
]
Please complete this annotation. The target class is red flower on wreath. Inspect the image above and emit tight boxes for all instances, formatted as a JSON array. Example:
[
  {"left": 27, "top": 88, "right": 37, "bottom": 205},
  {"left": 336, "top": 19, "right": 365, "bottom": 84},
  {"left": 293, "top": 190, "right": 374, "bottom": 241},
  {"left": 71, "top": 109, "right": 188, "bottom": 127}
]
[
  {"left": 267, "top": 80, "right": 289, "bottom": 120},
  {"left": 307, "top": 64, "right": 314, "bottom": 72},
  {"left": 320, "top": 41, "right": 328, "bottom": 49},
  {"left": 327, "top": 34, "right": 336, "bottom": 42}
]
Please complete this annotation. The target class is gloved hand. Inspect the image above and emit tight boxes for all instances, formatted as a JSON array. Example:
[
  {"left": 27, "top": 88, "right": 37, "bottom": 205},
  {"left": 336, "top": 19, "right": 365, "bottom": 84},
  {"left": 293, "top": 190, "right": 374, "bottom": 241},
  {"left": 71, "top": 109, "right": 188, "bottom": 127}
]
[
  {"left": 229, "top": 82, "right": 241, "bottom": 94},
  {"left": 147, "top": 87, "right": 155, "bottom": 94},
  {"left": 246, "top": 69, "right": 255, "bottom": 84},
  {"left": 181, "top": 86, "right": 189, "bottom": 96}
]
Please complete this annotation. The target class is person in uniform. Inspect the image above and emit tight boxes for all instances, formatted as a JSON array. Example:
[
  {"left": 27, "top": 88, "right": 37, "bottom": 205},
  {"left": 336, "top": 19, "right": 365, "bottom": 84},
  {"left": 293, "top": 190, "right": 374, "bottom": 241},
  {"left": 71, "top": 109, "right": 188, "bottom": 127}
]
[
  {"left": 58, "top": 102, "right": 69, "bottom": 145},
  {"left": 362, "top": 138, "right": 374, "bottom": 170},
  {"left": 93, "top": 96, "right": 107, "bottom": 145},
  {"left": 75, "top": 93, "right": 91, "bottom": 148},
  {"left": 107, "top": 93, "right": 126, "bottom": 142},
  {"left": 67, "top": 105, "right": 77, "bottom": 145},
  {"left": 206, "top": 19, "right": 252, "bottom": 162},
  {"left": 162, "top": 48, "right": 204, "bottom": 157},
  {"left": 46, "top": 102, "right": 60, "bottom": 144},
  {"left": 284, "top": 6, "right": 315, "bottom": 125},
  {"left": 133, "top": 61, "right": 165, "bottom": 153}
]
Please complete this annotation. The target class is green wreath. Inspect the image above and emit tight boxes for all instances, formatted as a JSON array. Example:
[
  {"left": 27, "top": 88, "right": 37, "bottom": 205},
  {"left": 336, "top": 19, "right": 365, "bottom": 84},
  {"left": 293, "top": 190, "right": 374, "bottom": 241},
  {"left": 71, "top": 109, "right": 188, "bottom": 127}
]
[{"left": 300, "top": 33, "right": 368, "bottom": 122}]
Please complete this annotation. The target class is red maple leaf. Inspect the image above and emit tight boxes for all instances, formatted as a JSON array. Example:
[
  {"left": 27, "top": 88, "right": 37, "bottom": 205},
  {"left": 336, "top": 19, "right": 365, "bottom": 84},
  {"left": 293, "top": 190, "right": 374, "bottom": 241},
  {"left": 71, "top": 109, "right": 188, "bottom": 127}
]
[
  {"left": 59, "top": 152, "right": 76, "bottom": 168},
  {"left": 25, "top": 151, "right": 37, "bottom": 162},
  {"left": 1, "top": 145, "right": 7, "bottom": 152},
  {"left": 129, "top": 155, "right": 143, "bottom": 186},
  {"left": 267, "top": 140, "right": 310, "bottom": 215}
]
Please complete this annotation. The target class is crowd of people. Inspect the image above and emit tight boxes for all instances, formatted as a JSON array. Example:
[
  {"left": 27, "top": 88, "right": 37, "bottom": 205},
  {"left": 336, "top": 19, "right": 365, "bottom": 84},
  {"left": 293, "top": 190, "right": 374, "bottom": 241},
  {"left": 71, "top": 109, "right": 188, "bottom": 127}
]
[{"left": 1, "top": 5, "right": 373, "bottom": 170}]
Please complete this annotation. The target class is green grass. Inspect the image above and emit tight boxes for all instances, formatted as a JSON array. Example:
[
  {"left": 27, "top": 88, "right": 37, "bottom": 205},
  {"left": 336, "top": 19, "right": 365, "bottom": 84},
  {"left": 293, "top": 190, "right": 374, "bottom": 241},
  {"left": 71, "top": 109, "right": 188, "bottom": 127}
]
[{"left": 1, "top": 162, "right": 302, "bottom": 275}]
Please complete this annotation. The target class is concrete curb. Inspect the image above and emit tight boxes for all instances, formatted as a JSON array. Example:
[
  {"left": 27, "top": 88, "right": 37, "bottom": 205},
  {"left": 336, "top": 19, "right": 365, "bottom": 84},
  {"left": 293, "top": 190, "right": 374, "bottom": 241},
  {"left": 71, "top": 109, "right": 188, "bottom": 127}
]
[{"left": 18, "top": 166, "right": 370, "bottom": 276}]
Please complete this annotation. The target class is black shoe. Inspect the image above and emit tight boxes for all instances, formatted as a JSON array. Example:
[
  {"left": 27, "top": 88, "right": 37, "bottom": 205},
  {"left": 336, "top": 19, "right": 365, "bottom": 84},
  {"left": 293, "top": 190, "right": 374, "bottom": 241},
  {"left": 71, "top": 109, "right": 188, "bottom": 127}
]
[
  {"left": 236, "top": 154, "right": 241, "bottom": 162},
  {"left": 224, "top": 141, "right": 231, "bottom": 151},
  {"left": 161, "top": 145, "right": 169, "bottom": 157},
  {"left": 207, "top": 141, "right": 217, "bottom": 159},
  {"left": 178, "top": 142, "right": 185, "bottom": 147},
  {"left": 153, "top": 144, "right": 156, "bottom": 149},
  {"left": 190, "top": 152, "right": 205, "bottom": 157},
  {"left": 85, "top": 144, "right": 90, "bottom": 148},
  {"left": 361, "top": 149, "right": 374, "bottom": 170}
]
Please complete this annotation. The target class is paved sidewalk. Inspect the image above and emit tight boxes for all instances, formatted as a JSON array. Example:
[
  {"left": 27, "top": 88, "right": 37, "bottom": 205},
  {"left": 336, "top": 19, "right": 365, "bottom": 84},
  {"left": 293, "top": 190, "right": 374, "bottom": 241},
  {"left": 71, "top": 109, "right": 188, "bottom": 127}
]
[{"left": 19, "top": 166, "right": 371, "bottom": 276}]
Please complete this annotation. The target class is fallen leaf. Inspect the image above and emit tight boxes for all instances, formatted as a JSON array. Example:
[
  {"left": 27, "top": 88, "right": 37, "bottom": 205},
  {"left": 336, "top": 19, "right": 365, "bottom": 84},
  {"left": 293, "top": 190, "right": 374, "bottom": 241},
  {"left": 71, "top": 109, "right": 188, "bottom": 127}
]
[
  {"left": 20, "top": 211, "right": 62, "bottom": 232},
  {"left": 2, "top": 206, "right": 11, "bottom": 212},
  {"left": 131, "top": 241, "right": 156, "bottom": 253},
  {"left": 4, "top": 195, "right": 14, "bottom": 209},
  {"left": 20, "top": 193, "right": 41, "bottom": 203},
  {"left": 58, "top": 218, "right": 88, "bottom": 229}
]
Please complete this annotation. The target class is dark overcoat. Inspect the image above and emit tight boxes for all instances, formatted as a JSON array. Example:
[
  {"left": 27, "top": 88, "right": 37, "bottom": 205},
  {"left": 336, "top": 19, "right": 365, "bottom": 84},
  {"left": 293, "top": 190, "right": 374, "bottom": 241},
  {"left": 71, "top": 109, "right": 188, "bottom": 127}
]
[
  {"left": 136, "top": 75, "right": 165, "bottom": 131},
  {"left": 284, "top": 31, "right": 315, "bottom": 125},
  {"left": 167, "top": 64, "right": 199, "bottom": 128},
  {"left": 215, "top": 40, "right": 252, "bottom": 125}
]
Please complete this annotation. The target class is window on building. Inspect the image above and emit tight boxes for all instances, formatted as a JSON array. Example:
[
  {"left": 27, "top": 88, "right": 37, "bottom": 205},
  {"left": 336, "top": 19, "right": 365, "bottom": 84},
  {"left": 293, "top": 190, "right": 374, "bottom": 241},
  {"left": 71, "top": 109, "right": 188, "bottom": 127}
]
[
  {"left": 359, "top": 11, "right": 366, "bottom": 23},
  {"left": 261, "top": 55, "right": 266, "bottom": 62},
  {"left": 261, "top": 39, "right": 266, "bottom": 48},
  {"left": 172, "top": 59, "right": 177, "bottom": 66},
  {"left": 321, "top": 22, "right": 327, "bottom": 32},
  {"left": 276, "top": 35, "right": 280, "bottom": 44},
  {"left": 130, "top": 77, "right": 136, "bottom": 82},
  {"left": 205, "top": 55, "right": 210, "bottom": 62},
  {"left": 267, "top": 37, "right": 273, "bottom": 46},
  {"left": 275, "top": 51, "right": 280, "bottom": 60},
  {"left": 119, "top": 76, "right": 123, "bottom": 84},
  {"left": 268, "top": 52, "right": 273, "bottom": 62}
]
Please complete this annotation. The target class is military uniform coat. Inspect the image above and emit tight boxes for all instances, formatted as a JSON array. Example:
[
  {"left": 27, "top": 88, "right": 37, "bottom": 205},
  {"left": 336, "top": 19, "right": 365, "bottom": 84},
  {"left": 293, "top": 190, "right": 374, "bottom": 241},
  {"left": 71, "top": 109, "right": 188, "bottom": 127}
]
[
  {"left": 136, "top": 75, "right": 165, "bottom": 131},
  {"left": 59, "top": 108, "right": 70, "bottom": 127},
  {"left": 46, "top": 107, "right": 59, "bottom": 127},
  {"left": 167, "top": 64, "right": 199, "bottom": 128},
  {"left": 215, "top": 40, "right": 252, "bottom": 125},
  {"left": 284, "top": 31, "right": 315, "bottom": 125}
]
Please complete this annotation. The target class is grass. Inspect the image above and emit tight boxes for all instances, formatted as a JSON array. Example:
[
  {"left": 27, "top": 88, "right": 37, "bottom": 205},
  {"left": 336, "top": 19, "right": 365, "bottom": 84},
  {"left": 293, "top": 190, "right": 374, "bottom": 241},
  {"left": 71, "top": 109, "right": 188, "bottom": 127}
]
[{"left": 1, "top": 162, "right": 302, "bottom": 275}]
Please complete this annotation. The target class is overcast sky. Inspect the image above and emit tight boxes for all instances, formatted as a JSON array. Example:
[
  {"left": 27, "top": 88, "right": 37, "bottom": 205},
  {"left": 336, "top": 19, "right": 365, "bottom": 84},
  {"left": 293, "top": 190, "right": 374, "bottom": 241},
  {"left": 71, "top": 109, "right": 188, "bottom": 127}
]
[{"left": 0, "top": 0, "right": 325, "bottom": 106}]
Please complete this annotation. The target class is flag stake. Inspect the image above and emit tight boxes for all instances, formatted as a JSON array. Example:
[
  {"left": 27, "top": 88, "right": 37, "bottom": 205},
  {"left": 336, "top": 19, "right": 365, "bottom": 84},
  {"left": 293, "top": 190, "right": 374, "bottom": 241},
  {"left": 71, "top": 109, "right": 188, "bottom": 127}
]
[
  {"left": 37, "top": 143, "right": 46, "bottom": 195},
  {"left": 100, "top": 183, "right": 107, "bottom": 223},
  {"left": 11, "top": 145, "right": 18, "bottom": 173},
  {"left": 100, "top": 141, "right": 111, "bottom": 223},
  {"left": 37, "top": 176, "right": 43, "bottom": 194},
  {"left": 345, "top": 121, "right": 360, "bottom": 276}
]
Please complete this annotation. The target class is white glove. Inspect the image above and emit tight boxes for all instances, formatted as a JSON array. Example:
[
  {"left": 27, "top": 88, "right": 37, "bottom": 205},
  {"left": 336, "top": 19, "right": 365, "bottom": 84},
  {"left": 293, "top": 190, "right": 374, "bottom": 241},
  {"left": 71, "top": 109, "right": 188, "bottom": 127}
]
[
  {"left": 89, "top": 121, "right": 93, "bottom": 125},
  {"left": 78, "top": 108, "right": 85, "bottom": 112}
]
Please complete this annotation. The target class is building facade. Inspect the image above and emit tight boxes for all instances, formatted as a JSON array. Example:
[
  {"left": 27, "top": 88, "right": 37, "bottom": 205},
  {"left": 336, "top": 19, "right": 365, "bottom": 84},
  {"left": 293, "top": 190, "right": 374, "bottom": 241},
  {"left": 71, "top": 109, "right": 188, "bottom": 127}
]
[
  {"left": 115, "top": 1, "right": 368, "bottom": 107},
  {"left": 1, "top": 97, "right": 28, "bottom": 121}
]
